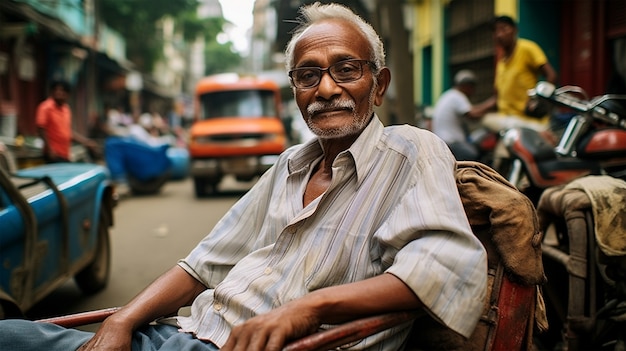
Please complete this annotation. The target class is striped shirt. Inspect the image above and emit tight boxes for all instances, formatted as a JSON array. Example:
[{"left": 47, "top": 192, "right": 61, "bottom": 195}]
[{"left": 177, "top": 115, "right": 487, "bottom": 350}]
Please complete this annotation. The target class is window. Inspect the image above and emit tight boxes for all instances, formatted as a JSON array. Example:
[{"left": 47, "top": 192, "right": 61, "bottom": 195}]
[{"left": 199, "top": 90, "right": 277, "bottom": 120}]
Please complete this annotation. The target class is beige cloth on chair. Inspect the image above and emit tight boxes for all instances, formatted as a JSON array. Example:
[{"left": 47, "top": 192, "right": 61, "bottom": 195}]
[
  {"left": 456, "top": 161, "right": 545, "bottom": 285},
  {"left": 408, "top": 161, "right": 547, "bottom": 350},
  {"left": 564, "top": 175, "right": 626, "bottom": 256}
]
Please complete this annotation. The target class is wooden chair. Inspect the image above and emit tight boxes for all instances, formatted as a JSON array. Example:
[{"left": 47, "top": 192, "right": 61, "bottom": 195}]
[{"left": 36, "top": 161, "right": 546, "bottom": 351}]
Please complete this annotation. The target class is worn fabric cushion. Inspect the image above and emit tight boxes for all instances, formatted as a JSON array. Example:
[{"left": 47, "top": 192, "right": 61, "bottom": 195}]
[
  {"left": 537, "top": 175, "right": 626, "bottom": 258},
  {"left": 565, "top": 176, "right": 626, "bottom": 256},
  {"left": 455, "top": 161, "right": 545, "bottom": 285},
  {"left": 407, "top": 161, "right": 546, "bottom": 351}
]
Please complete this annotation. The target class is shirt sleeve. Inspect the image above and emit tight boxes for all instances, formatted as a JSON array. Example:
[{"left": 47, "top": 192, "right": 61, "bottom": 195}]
[
  {"left": 524, "top": 39, "right": 548, "bottom": 70},
  {"left": 381, "top": 137, "right": 487, "bottom": 338},
  {"left": 35, "top": 100, "right": 48, "bottom": 128},
  {"left": 454, "top": 92, "right": 472, "bottom": 116}
]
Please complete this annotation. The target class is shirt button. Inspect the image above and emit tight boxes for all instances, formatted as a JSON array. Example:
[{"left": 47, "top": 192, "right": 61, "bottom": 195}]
[
  {"left": 264, "top": 267, "right": 272, "bottom": 275},
  {"left": 213, "top": 303, "right": 222, "bottom": 311}
]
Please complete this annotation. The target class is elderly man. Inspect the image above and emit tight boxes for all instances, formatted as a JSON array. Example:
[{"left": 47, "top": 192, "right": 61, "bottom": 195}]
[{"left": 0, "top": 3, "right": 486, "bottom": 350}]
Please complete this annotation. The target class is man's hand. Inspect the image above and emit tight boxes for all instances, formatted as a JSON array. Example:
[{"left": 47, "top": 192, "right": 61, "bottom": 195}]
[
  {"left": 221, "top": 301, "right": 321, "bottom": 351},
  {"left": 77, "top": 315, "right": 134, "bottom": 351},
  {"left": 76, "top": 266, "right": 206, "bottom": 350},
  {"left": 221, "top": 273, "right": 422, "bottom": 351}
]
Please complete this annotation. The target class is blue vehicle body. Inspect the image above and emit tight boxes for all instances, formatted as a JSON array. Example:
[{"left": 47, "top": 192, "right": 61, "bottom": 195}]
[
  {"left": 167, "top": 147, "right": 190, "bottom": 181},
  {"left": 104, "top": 137, "right": 189, "bottom": 195},
  {"left": 0, "top": 162, "right": 115, "bottom": 317}
]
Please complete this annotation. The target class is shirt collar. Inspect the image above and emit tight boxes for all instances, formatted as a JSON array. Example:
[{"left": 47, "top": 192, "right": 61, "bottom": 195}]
[
  {"left": 287, "top": 114, "right": 384, "bottom": 185},
  {"left": 347, "top": 114, "right": 384, "bottom": 185}
]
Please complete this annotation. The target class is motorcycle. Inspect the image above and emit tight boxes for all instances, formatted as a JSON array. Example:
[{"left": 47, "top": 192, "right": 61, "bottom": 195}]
[
  {"left": 496, "top": 82, "right": 626, "bottom": 350},
  {"left": 496, "top": 81, "right": 626, "bottom": 204},
  {"left": 467, "top": 126, "right": 500, "bottom": 165}
]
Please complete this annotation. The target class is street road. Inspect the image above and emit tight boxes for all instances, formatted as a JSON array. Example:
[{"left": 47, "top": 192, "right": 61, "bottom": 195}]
[{"left": 27, "top": 176, "right": 253, "bottom": 325}]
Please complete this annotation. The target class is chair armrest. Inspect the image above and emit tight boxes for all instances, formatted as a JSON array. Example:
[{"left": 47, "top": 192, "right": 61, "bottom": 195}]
[
  {"left": 37, "top": 308, "right": 419, "bottom": 350},
  {"left": 283, "top": 310, "right": 420, "bottom": 351},
  {"left": 36, "top": 307, "right": 121, "bottom": 328}
]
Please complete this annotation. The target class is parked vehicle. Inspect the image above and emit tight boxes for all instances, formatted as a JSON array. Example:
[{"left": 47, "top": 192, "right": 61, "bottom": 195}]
[
  {"left": 493, "top": 82, "right": 626, "bottom": 350},
  {"left": 497, "top": 81, "right": 626, "bottom": 204},
  {"left": 536, "top": 176, "right": 626, "bottom": 351},
  {"left": 0, "top": 144, "right": 115, "bottom": 318},
  {"left": 467, "top": 126, "right": 500, "bottom": 165},
  {"left": 104, "top": 136, "right": 189, "bottom": 195},
  {"left": 188, "top": 73, "right": 288, "bottom": 197}
]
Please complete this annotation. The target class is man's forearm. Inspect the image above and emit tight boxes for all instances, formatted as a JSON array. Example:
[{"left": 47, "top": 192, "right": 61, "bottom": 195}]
[
  {"left": 221, "top": 272, "right": 423, "bottom": 351},
  {"left": 300, "top": 272, "right": 422, "bottom": 325},
  {"left": 107, "top": 265, "right": 206, "bottom": 330},
  {"left": 467, "top": 95, "right": 497, "bottom": 119},
  {"left": 72, "top": 131, "right": 96, "bottom": 147}
]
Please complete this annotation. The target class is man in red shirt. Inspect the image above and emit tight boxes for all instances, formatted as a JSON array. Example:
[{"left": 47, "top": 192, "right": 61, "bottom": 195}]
[{"left": 36, "top": 80, "right": 97, "bottom": 163}]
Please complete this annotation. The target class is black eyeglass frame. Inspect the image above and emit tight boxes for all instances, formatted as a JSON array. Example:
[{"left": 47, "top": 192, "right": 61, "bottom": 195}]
[{"left": 288, "top": 59, "right": 376, "bottom": 89}]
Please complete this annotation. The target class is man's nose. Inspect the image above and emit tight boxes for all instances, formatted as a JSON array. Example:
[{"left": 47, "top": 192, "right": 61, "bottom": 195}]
[{"left": 316, "top": 71, "right": 342, "bottom": 99}]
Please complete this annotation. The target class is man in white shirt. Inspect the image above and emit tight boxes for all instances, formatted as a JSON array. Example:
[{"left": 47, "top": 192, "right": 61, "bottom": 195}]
[{"left": 432, "top": 70, "right": 492, "bottom": 161}]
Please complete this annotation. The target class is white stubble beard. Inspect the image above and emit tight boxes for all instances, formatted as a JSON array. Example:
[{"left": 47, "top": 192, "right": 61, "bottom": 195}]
[{"left": 305, "top": 82, "right": 378, "bottom": 139}]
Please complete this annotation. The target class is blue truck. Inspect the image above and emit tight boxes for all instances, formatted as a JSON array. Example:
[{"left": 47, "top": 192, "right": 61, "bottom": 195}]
[{"left": 0, "top": 144, "right": 115, "bottom": 318}]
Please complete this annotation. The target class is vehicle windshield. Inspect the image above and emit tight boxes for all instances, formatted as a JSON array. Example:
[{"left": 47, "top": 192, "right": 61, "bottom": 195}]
[{"left": 198, "top": 89, "right": 276, "bottom": 119}]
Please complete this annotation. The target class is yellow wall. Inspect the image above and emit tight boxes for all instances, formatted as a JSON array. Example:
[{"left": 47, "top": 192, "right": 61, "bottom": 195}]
[
  {"left": 412, "top": 0, "right": 517, "bottom": 105},
  {"left": 431, "top": 3, "right": 444, "bottom": 102},
  {"left": 412, "top": 0, "right": 446, "bottom": 104},
  {"left": 494, "top": 0, "right": 517, "bottom": 18},
  {"left": 412, "top": 1, "right": 428, "bottom": 104}
]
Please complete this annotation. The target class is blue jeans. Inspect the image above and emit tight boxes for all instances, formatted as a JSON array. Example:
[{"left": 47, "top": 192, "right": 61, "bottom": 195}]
[{"left": 0, "top": 319, "right": 219, "bottom": 351}]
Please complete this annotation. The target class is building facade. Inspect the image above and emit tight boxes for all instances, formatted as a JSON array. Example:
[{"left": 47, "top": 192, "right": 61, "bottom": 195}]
[
  {"left": 264, "top": 0, "right": 626, "bottom": 126},
  {"left": 0, "top": 0, "right": 184, "bottom": 146}
]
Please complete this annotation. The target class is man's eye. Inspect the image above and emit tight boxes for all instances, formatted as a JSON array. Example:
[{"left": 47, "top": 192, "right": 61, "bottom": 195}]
[
  {"left": 335, "top": 63, "right": 358, "bottom": 74},
  {"left": 298, "top": 70, "right": 318, "bottom": 81}
]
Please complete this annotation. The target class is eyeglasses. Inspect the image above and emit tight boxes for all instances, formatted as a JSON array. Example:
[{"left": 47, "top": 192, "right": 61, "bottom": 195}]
[{"left": 288, "top": 59, "right": 375, "bottom": 89}]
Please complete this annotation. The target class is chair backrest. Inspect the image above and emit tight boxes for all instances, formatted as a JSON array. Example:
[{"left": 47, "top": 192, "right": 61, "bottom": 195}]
[{"left": 406, "top": 161, "right": 546, "bottom": 351}]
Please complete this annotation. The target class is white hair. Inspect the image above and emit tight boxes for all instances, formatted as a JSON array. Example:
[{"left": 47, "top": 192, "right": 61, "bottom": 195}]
[{"left": 284, "top": 2, "right": 385, "bottom": 74}]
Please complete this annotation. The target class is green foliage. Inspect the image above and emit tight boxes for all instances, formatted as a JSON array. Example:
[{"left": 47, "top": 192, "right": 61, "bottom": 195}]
[
  {"left": 100, "top": 0, "right": 197, "bottom": 70},
  {"left": 177, "top": 13, "right": 225, "bottom": 42},
  {"left": 100, "top": 0, "right": 199, "bottom": 28},
  {"left": 204, "top": 41, "right": 243, "bottom": 76},
  {"left": 99, "top": 0, "right": 238, "bottom": 72}
]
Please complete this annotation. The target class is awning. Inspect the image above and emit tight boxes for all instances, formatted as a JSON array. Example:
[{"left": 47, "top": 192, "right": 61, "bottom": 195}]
[{"left": 0, "top": 1, "right": 81, "bottom": 44}]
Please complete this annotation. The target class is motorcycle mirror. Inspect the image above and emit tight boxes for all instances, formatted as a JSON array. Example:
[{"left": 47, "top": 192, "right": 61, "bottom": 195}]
[{"left": 535, "top": 81, "right": 556, "bottom": 98}]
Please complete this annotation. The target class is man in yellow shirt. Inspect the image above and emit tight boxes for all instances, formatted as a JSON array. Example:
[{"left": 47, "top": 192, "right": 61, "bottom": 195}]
[{"left": 483, "top": 15, "right": 557, "bottom": 132}]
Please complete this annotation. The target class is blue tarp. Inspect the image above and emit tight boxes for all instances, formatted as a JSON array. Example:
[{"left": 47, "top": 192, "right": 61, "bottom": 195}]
[{"left": 105, "top": 137, "right": 171, "bottom": 182}]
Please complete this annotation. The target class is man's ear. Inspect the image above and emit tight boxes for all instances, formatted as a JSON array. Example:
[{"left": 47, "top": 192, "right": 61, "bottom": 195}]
[{"left": 373, "top": 67, "right": 391, "bottom": 106}]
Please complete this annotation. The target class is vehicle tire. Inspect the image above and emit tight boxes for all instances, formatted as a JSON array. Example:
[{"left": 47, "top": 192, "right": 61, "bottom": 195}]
[
  {"left": 75, "top": 208, "right": 111, "bottom": 295},
  {"left": 0, "top": 300, "right": 21, "bottom": 319},
  {"left": 193, "top": 177, "right": 217, "bottom": 197},
  {"left": 128, "top": 171, "right": 169, "bottom": 195}
]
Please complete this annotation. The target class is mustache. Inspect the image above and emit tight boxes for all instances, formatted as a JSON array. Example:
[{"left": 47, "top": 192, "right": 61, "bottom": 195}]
[{"left": 306, "top": 99, "right": 356, "bottom": 116}]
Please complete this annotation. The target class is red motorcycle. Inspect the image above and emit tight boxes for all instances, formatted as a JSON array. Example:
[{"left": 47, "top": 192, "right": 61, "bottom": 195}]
[
  {"left": 498, "top": 82, "right": 626, "bottom": 350},
  {"left": 498, "top": 82, "right": 626, "bottom": 204}
]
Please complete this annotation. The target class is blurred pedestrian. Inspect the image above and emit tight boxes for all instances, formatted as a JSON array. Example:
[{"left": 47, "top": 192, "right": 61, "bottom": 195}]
[
  {"left": 128, "top": 113, "right": 173, "bottom": 147},
  {"left": 482, "top": 15, "right": 558, "bottom": 132},
  {"left": 36, "top": 80, "right": 98, "bottom": 163},
  {"left": 432, "top": 70, "right": 493, "bottom": 161}
]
